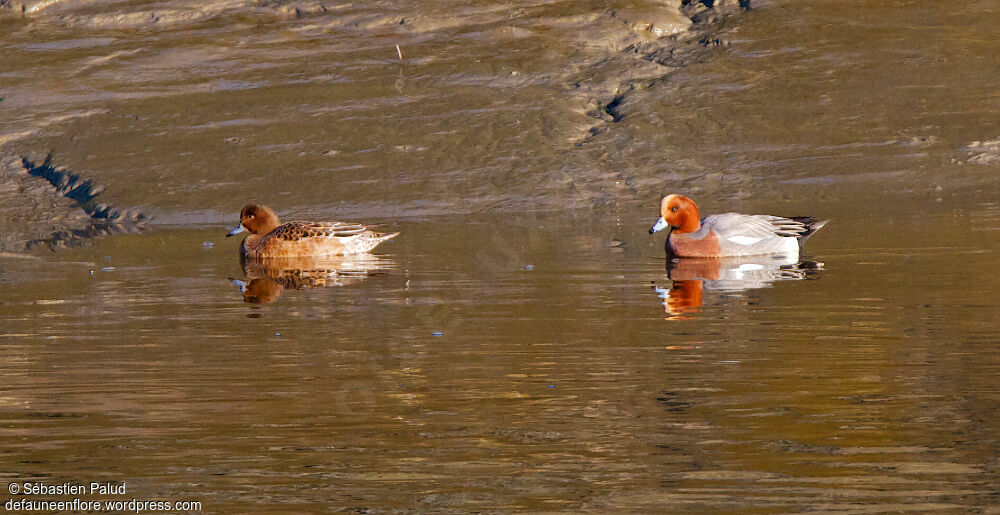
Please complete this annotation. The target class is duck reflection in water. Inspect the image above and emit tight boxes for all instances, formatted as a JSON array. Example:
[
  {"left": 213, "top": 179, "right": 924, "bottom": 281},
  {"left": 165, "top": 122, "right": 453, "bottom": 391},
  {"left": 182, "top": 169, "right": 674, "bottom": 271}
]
[
  {"left": 232, "top": 254, "right": 394, "bottom": 304},
  {"left": 654, "top": 255, "right": 823, "bottom": 319}
]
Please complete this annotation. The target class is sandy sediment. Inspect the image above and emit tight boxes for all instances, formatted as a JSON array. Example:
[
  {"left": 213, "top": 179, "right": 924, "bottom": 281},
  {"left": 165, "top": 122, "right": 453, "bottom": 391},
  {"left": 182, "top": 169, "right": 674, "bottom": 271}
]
[
  {"left": 964, "top": 139, "right": 1000, "bottom": 165},
  {"left": 0, "top": 109, "right": 108, "bottom": 146},
  {"left": 0, "top": 155, "right": 148, "bottom": 253},
  {"left": 0, "top": 0, "right": 64, "bottom": 14},
  {"left": 1, "top": 0, "right": 383, "bottom": 28}
]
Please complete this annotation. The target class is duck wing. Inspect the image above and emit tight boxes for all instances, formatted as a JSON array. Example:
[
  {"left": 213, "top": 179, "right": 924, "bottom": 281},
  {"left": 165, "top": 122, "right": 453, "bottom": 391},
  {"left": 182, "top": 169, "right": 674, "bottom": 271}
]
[
  {"left": 271, "top": 221, "right": 369, "bottom": 241},
  {"left": 706, "top": 213, "right": 814, "bottom": 240}
]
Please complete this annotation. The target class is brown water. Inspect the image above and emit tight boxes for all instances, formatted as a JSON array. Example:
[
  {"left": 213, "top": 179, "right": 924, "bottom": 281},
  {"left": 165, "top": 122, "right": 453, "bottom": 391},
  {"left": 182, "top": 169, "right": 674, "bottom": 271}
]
[{"left": 2, "top": 0, "right": 1000, "bottom": 512}]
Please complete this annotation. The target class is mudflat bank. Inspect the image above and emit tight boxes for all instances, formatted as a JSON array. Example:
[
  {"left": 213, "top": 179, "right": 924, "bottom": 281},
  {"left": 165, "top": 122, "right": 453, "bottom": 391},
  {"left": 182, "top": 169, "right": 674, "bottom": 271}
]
[
  {"left": 0, "top": 0, "right": 751, "bottom": 236},
  {"left": 0, "top": 155, "right": 147, "bottom": 253}
]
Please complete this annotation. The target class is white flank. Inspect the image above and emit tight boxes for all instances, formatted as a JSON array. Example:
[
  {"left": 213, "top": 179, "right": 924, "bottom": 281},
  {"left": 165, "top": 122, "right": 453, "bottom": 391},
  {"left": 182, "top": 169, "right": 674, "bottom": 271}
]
[
  {"left": 727, "top": 236, "right": 763, "bottom": 246},
  {"left": 781, "top": 238, "right": 799, "bottom": 255}
]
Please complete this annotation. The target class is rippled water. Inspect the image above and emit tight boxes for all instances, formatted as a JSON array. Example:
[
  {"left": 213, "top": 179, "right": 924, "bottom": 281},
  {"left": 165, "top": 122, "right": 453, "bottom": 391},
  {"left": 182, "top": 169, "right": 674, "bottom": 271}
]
[{"left": 2, "top": 0, "right": 999, "bottom": 511}]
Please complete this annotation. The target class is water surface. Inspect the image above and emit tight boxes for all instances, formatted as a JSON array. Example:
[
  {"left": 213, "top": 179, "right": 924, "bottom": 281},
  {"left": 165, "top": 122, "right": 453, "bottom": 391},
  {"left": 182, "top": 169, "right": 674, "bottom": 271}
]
[{"left": 2, "top": 0, "right": 999, "bottom": 511}]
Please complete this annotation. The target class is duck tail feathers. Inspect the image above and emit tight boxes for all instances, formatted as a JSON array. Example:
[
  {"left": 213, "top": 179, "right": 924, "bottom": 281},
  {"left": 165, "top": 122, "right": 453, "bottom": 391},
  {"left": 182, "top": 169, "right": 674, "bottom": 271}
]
[{"left": 791, "top": 217, "right": 828, "bottom": 246}]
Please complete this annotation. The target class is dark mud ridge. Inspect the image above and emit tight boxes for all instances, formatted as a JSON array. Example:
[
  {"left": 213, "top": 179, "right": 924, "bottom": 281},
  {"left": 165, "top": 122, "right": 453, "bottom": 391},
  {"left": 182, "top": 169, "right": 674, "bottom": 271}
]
[
  {"left": 578, "top": 0, "right": 755, "bottom": 141},
  {"left": 0, "top": 155, "right": 149, "bottom": 254}
]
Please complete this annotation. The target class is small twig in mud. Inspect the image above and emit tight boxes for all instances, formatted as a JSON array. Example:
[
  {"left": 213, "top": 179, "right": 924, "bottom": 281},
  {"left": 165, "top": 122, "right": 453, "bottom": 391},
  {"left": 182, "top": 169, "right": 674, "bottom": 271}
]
[{"left": 396, "top": 44, "right": 403, "bottom": 61}]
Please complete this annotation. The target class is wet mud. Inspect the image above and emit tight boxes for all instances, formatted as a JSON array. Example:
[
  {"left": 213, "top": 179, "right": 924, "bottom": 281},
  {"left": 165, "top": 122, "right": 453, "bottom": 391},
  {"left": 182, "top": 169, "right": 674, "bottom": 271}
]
[
  {"left": 1, "top": 0, "right": 753, "bottom": 221},
  {"left": 0, "top": 154, "right": 147, "bottom": 252}
]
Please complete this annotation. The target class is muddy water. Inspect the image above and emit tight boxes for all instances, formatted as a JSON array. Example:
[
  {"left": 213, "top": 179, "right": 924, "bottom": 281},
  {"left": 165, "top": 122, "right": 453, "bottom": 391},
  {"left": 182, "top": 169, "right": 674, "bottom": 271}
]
[{"left": 2, "top": 0, "right": 1000, "bottom": 512}]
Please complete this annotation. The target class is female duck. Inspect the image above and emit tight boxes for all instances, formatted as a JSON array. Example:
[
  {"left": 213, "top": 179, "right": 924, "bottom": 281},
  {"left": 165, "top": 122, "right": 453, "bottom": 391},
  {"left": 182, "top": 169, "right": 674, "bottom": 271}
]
[
  {"left": 227, "top": 204, "right": 398, "bottom": 258},
  {"left": 649, "top": 194, "right": 826, "bottom": 258}
]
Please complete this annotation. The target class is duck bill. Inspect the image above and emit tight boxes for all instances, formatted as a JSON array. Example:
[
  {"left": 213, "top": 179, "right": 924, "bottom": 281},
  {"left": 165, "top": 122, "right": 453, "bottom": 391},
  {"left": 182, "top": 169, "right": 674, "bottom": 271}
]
[
  {"left": 226, "top": 224, "right": 247, "bottom": 237},
  {"left": 649, "top": 217, "right": 669, "bottom": 234}
]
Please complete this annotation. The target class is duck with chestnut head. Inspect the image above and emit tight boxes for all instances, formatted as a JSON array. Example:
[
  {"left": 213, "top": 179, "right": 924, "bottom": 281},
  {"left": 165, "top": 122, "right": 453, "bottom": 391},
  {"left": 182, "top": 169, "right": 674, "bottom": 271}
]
[
  {"left": 650, "top": 194, "right": 827, "bottom": 259},
  {"left": 227, "top": 204, "right": 398, "bottom": 258}
]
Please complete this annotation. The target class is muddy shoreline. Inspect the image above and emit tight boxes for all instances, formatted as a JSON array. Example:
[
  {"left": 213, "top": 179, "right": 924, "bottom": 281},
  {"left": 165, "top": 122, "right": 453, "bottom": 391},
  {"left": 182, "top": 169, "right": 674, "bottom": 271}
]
[
  {"left": 0, "top": 0, "right": 751, "bottom": 137},
  {"left": 0, "top": 154, "right": 147, "bottom": 253},
  {"left": 1, "top": 0, "right": 752, "bottom": 248}
]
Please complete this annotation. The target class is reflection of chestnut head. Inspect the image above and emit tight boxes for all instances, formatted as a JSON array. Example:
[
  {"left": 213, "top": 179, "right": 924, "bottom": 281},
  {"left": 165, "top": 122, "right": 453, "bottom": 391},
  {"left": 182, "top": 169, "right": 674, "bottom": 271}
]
[
  {"left": 242, "top": 277, "right": 284, "bottom": 304},
  {"left": 665, "top": 280, "right": 703, "bottom": 316}
]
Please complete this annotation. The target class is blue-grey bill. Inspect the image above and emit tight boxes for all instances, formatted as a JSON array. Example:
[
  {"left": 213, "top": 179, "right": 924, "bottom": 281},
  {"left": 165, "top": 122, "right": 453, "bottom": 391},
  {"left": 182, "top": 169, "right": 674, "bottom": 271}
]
[
  {"left": 649, "top": 217, "right": 669, "bottom": 234},
  {"left": 226, "top": 224, "right": 247, "bottom": 237}
]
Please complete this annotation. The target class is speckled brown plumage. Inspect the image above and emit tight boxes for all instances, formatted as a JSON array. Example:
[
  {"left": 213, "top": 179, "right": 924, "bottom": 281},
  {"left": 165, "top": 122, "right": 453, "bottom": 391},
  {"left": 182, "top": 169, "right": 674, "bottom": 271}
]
[
  {"left": 227, "top": 204, "right": 398, "bottom": 258},
  {"left": 271, "top": 221, "right": 367, "bottom": 241}
]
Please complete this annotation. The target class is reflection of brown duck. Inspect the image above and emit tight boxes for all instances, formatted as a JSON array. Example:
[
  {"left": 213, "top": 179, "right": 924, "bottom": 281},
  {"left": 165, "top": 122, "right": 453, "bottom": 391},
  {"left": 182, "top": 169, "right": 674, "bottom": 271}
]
[
  {"left": 234, "top": 254, "right": 394, "bottom": 304},
  {"left": 237, "top": 277, "right": 285, "bottom": 304},
  {"left": 654, "top": 256, "right": 823, "bottom": 318}
]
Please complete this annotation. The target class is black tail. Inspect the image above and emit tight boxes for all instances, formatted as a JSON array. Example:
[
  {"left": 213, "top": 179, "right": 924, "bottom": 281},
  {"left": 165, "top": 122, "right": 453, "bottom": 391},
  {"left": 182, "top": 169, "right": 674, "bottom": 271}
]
[{"left": 790, "top": 217, "right": 828, "bottom": 246}]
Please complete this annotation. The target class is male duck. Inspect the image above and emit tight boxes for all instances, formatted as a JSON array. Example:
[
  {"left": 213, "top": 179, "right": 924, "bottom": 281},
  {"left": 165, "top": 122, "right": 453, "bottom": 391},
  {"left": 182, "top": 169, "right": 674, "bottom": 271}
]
[
  {"left": 227, "top": 204, "right": 398, "bottom": 258},
  {"left": 649, "top": 194, "right": 827, "bottom": 258}
]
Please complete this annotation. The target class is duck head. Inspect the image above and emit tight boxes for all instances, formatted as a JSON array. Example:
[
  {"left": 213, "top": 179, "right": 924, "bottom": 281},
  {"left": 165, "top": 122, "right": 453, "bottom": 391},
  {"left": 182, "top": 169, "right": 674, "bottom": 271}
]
[
  {"left": 227, "top": 204, "right": 281, "bottom": 237},
  {"left": 649, "top": 194, "right": 701, "bottom": 234}
]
